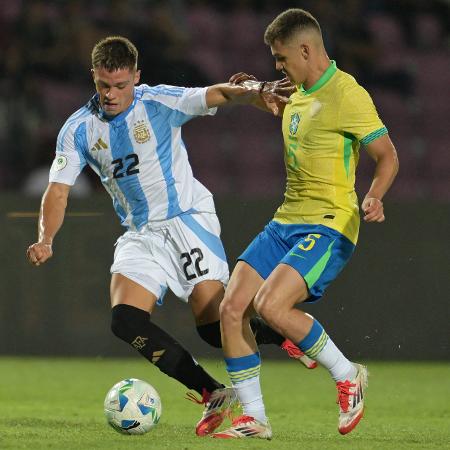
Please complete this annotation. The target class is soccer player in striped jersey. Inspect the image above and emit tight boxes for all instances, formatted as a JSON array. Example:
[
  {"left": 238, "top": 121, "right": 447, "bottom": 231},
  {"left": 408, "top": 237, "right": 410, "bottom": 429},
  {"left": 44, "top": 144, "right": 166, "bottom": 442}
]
[
  {"left": 25, "top": 35, "right": 311, "bottom": 436},
  {"left": 210, "top": 9, "right": 399, "bottom": 439}
]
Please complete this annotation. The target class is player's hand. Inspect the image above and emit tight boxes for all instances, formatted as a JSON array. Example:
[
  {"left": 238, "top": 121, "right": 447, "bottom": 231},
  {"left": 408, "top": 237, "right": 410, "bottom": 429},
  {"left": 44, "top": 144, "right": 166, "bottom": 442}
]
[
  {"left": 230, "top": 73, "right": 295, "bottom": 115},
  {"left": 260, "top": 77, "right": 296, "bottom": 116},
  {"left": 228, "top": 73, "right": 295, "bottom": 97},
  {"left": 265, "top": 77, "right": 297, "bottom": 98},
  {"left": 26, "top": 242, "right": 53, "bottom": 266},
  {"left": 229, "top": 72, "right": 257, "bottom": 85},
  {"left": 361, "top": 197, "right": 385, "bottom": 222}
]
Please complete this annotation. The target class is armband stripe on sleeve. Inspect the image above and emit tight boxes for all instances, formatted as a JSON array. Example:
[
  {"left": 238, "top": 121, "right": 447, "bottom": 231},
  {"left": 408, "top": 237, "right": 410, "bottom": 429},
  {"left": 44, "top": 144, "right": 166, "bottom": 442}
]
[{"left": 360, "top": 126, "right": 388, "bottom": 146}]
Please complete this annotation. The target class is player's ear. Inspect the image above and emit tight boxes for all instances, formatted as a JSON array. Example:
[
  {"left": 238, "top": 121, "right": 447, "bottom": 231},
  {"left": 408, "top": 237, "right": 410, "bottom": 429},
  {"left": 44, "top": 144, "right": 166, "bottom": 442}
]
[
  {"left": 90, "top": 68, "right": 96, "bottom": 81},
  {"left": 300, "top": 44, "right": 310, "bottom": 60},
  {"left": 134, "top": 69, "right": 141, "bottom": 85}
]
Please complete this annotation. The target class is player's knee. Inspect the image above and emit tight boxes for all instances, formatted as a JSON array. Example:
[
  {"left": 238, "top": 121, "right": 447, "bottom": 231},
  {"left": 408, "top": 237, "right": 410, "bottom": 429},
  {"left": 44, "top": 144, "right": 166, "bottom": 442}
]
[
  {"left": 196, "top": 321, "right": 222, "bottom": 348},
  {"left": 111, "top": 304, "right": 149, "bottom": 341},
  {"left": 219, "top": 296, "right": 246, "bottom": 325},
  {"left": 253, "top": 289, "right": 284, "bottom": 327}
]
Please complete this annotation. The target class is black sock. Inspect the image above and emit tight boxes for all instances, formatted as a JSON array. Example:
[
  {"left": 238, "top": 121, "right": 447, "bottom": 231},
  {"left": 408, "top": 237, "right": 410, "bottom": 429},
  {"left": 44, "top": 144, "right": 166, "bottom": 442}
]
[
  {"left": 198, "top": 318, "right": 285, "bottom": 347},
  {"left": 111, "top": 304, "right": 223, "bottom": 395},
  {"left": 250, "top": 316, "right": 285, "bottom": 346}
]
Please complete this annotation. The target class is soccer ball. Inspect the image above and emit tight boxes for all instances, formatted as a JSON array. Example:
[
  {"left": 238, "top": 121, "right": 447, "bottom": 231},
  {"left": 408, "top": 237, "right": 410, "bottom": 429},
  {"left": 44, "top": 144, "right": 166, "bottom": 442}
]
[{"left": 104, "top": 378, "right": 162, "bottom": 434}]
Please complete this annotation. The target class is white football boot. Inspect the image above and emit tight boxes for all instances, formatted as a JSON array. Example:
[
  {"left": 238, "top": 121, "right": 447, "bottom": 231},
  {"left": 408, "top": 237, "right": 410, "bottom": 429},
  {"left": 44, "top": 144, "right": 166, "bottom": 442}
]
[
  {"left": 189, "top": 387, "right": 238, "bottom": 436},
  {"left": 336, "top": 363, "right": 368, "bottom": 434},
  {"left": 211, "top": 415, "right": 272, "bottom": 439}
]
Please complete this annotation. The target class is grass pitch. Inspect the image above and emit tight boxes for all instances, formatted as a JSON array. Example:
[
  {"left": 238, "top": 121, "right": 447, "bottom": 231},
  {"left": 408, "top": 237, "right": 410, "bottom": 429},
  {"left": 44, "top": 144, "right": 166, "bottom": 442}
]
[{"left": 1, "top": 358, "right": 448, "bottom": 450}]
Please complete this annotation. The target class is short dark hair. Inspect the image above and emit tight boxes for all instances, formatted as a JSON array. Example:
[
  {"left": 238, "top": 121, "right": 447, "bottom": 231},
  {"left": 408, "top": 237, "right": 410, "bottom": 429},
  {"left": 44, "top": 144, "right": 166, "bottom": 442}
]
[
  {"left": 91, "top": 36, "right": 138, "bottom": 71},
  {"left": 264, "top": 9, "right": 322, "bottom": 45}
]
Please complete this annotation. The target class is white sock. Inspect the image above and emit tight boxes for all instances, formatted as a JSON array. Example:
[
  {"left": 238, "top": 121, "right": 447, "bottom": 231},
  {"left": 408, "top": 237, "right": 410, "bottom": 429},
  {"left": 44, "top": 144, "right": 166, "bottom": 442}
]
[
  {"left": 315, "top": 338, "right": 357, "bottom": 382},
  {"left": 233, "top": 376, "right": 267, "bottom": 424}
]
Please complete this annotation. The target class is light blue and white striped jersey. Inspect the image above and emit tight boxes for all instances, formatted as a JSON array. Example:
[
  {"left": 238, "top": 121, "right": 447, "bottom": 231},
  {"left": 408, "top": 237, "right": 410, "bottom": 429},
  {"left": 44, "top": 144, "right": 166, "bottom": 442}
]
[{"left": 49, "top": 84, "right": 217, "bottom": 230}]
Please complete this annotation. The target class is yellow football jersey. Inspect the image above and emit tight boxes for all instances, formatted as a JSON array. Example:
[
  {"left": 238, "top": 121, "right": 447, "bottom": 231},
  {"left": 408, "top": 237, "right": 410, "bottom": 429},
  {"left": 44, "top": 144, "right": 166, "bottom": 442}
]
[{"left": 274, "top": 61, "right": 387, "bottom": 244}]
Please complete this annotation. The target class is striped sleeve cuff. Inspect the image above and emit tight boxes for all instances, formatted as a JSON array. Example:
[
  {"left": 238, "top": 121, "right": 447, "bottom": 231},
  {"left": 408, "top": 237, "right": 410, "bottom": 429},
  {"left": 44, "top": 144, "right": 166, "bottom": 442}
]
[{"left": 360, "top": 126, "right": 388, "bottom": 146}]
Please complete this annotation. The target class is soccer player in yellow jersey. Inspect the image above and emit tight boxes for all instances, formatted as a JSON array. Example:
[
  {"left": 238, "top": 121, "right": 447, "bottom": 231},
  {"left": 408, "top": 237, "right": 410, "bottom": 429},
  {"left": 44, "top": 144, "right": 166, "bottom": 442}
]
[{"left": 209, "top": 9, "right": 399, "bottom": 439}]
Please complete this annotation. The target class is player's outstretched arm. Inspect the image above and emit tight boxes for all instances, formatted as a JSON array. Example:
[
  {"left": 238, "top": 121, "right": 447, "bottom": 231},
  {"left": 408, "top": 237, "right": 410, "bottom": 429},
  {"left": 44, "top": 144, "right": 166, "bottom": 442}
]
[
  {"left": 205, "top": 74, "right": 294, "bottom": 116},
  {"left": 26, "top": 182, "right": 71, "bottom": 266},
  {"left": 362, "top": 134, "right": 399, "bottom": 223},
  {"left": 205, "top": 82, "right": 259, "bottom": 108}
]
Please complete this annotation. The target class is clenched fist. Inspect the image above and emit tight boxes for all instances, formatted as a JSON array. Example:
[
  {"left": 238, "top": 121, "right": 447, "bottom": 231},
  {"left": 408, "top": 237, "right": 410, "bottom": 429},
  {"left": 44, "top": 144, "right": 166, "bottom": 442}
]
[
  {"left": 361, "top": 197, "right": 385, "bottom": 223},
  {"left": 26, "top": 242, "right": 53, "bottom": 266}
]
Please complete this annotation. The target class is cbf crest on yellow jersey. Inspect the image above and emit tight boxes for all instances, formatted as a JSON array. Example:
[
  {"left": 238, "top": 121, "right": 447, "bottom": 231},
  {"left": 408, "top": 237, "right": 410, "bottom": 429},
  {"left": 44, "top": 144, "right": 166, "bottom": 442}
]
[{"left": 275, "top": 61, "right": 387, "bottom": 244}]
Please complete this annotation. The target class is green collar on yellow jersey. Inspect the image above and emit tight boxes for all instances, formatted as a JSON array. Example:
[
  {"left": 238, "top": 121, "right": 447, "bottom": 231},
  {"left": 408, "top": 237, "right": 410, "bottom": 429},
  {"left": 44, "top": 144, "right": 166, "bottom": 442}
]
[{"left": 299, "top": 60, "right": 337, "bottom": 95}]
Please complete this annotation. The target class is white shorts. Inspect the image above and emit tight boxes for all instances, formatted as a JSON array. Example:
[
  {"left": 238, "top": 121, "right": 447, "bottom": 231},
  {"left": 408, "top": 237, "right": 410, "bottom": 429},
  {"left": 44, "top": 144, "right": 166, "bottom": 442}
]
[{"left": 110, "top": 212, "right": 229, "bottom": 303}]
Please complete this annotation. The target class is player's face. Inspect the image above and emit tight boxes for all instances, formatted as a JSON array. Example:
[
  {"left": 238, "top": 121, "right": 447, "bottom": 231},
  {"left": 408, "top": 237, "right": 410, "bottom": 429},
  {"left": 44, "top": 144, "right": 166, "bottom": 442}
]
[
  {"left": 271, "top": 39, "right": 308, "bottom": 85},
  {"left": 92, "top": 67, "right": 141, "bottom": 116}
]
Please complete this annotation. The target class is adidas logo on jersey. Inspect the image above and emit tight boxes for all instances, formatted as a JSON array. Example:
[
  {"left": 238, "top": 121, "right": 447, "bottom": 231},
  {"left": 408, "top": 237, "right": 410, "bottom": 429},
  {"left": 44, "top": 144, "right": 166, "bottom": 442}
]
[{"left": 91, "top": 137, "right": 108, "bottom": 152}]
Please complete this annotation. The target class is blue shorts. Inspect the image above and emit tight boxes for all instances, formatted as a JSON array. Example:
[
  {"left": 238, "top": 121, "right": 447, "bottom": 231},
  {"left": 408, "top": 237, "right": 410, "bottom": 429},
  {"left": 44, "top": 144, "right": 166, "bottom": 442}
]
[{"left": 238, "top": 221, "right": 355, "bottom": 302}]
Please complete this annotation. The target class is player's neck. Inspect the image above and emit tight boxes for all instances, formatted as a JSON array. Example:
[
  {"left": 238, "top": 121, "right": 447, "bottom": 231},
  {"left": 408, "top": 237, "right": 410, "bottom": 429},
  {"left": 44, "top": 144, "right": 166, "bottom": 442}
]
[{"left": 303, "top": 54, "right": 331, "bottom": 91}]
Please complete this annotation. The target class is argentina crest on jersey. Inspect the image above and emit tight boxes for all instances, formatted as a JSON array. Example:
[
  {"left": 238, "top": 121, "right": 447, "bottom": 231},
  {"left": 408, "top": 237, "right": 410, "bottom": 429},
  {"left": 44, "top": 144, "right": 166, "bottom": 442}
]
[{"left": 133, "top": 120, "right": 151, "bottom": 144}]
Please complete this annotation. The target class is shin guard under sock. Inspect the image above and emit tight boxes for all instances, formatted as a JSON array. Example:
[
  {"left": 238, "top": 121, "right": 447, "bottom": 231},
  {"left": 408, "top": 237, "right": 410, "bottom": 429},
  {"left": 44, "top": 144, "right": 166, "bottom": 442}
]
[{"left": 111, "top": 304, "right": 223, "bottom": 394}]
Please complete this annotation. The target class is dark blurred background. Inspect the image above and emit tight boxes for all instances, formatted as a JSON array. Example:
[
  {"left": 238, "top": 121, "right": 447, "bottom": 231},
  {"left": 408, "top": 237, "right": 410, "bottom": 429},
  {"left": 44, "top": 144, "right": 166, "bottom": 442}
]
[{"left": 1, "top": 0, "right": 449, "bottom": 360}]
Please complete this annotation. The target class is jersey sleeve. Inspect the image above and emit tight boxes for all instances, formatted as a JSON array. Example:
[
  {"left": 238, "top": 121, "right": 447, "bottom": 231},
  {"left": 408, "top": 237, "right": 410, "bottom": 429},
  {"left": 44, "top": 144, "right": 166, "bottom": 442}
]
[
  {"left": 141, "top": 84, "right": 217, "bottom": 127},
  {"left": 49, "top": 121, "right": 88, "bottom": 185},
  {"left": 339, "top": 84, "right": 388, "bottom": 146}
]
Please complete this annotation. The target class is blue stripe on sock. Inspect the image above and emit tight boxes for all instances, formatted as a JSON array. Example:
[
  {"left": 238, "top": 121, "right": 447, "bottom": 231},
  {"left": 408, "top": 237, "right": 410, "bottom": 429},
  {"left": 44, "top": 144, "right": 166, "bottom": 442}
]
[
  {"left": 225, "top": 352, "right": 260, "bottom": 372},
  {"left": 298, "top": 319, "right": 324, "bottom": 352}
]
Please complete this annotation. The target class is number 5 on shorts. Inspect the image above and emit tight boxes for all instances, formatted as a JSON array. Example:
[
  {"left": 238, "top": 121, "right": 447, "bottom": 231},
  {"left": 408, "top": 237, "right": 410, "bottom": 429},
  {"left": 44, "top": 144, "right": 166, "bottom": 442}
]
[
  {"left": 290, "top": 233, "right": 322, "bottom": 258},
  {"left": 299, "top": 233, "right": 322, "bottom": 251}
]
